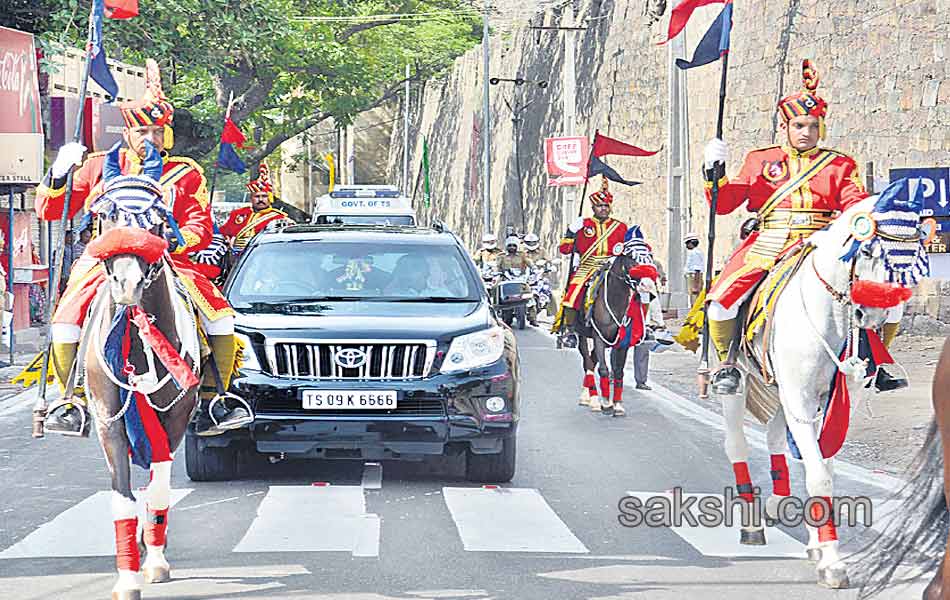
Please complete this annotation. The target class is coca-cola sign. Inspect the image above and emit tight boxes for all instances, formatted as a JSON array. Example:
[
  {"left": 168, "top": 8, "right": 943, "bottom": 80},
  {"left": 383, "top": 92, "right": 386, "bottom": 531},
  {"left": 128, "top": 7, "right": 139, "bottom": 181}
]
[{"left": 0, "top": 26, "right": 44, "bottom": 184}]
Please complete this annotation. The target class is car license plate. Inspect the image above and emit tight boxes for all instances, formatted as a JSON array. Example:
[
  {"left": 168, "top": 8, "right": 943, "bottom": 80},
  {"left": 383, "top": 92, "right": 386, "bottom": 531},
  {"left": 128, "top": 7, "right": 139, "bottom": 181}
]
[{"left": 301, "top": 390, "right": 398, "bottom": 410}]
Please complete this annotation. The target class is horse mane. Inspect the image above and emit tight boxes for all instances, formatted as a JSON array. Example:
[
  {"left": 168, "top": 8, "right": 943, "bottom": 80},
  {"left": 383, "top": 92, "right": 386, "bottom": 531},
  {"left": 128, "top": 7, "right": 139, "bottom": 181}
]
[{"left": 852, "top": 419, "right": 948, "bottom": 598}]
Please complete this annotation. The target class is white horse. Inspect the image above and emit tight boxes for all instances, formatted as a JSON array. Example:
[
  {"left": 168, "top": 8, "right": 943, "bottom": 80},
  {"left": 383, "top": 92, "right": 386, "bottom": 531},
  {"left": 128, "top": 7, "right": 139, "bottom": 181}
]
[{"left": 719, "top": 185, "right": 929, "bottom": 589}]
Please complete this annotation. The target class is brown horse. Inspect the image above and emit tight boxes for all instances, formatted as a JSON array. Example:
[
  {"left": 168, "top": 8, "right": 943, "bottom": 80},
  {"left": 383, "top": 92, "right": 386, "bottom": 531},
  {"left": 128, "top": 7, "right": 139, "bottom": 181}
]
[
  {"left": 78, "top": 143, "right": 205, "bottom": 599},
  {"left": 857, "top": 335, "right": 950, "bottom": 599}
]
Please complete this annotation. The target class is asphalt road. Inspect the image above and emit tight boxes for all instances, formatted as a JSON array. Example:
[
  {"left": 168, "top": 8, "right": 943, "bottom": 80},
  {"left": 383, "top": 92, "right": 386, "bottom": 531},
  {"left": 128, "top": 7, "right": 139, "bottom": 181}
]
[{"left": 0, "top": 327, "right": 928, "bottom": 600}]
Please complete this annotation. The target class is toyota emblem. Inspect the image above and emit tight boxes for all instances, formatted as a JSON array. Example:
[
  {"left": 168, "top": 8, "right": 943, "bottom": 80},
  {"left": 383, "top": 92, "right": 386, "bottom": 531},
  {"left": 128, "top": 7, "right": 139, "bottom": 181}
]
[{"left": 334, "top": 348, "right": 367, "bottom": 369}]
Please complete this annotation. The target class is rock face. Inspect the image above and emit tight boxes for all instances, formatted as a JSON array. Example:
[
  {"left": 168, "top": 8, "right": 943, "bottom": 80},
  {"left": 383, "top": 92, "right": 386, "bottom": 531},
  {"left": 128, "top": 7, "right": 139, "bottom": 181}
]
[{"left": 390, "top": 0, "right": 950, "bottom": 316}]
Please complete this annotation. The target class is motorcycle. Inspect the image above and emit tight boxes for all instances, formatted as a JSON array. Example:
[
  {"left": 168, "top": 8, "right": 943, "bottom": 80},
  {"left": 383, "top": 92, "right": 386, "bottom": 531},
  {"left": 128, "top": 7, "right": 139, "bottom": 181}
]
[
  {"left": 527, "top": 261, "right": 556, "bottom": 325},
  {"left": 487, "top": 268, "right": 534, "bottom": 330}
]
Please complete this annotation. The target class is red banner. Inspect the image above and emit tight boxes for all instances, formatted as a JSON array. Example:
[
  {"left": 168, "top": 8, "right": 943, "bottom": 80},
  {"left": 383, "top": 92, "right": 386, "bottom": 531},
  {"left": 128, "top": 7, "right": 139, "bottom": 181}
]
[{"left": 545, "top": 136, "right": 590, "bottom": 187}]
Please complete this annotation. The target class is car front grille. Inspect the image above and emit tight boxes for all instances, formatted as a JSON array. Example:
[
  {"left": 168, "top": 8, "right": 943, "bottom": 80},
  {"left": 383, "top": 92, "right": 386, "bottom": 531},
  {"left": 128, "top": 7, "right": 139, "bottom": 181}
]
[{"left": 265, "top": 339, "right": 436, "bottom": 380}]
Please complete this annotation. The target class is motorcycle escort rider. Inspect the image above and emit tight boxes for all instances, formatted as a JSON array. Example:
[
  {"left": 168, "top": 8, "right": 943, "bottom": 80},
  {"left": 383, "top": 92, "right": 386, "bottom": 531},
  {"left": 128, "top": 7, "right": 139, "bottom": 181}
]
[
  {"left": 700, "top": 59, "right": 905, "bottom": 395},
  {"left": 33, "top": 60, "right": 248, "bottom": 437},
  {"left": 220, "top": 164, "right": 291, "bottom": 257},
  {"left": 524, "top": 232, "right": 558, "bottom": 317},
  {"left": 551, "top": 179, "right": 629, "bottom": 344},
  {"left": 474, "top": 233, "right": 503, "bottom": 269},
  {"left": 496, "top": 236, "right": 537, "bottom": 325}
]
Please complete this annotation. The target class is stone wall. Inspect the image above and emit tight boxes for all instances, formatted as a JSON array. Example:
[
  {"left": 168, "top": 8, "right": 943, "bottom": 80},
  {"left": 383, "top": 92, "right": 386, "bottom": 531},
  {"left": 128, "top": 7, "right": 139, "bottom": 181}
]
[{"left": 389, "top": 0, "right": 950, "bottom": 325}]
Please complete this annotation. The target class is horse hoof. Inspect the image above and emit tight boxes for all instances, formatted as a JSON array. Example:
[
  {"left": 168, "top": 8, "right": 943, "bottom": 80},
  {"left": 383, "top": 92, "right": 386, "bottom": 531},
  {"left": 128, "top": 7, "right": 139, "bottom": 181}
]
[
  {"left": 817, "top": 566, "right": 850, "bottom": 589},
  {"left": 112, "top": 591, "right": 142, "bottom": 600},
  {"left": 612, "top": 405, "right": 626, "bottom": 417},
  {"left": 740, "top": 529, "right": 766, "bottom": 545},
  {"left": 806, "top": 547, "right": 822, "bottom": 562},
  {"left": 144, "top": 566, "right": 171, "bottom": 584},
  {"left": 589, "top": 399, "right": 601, "bottom": 412}
]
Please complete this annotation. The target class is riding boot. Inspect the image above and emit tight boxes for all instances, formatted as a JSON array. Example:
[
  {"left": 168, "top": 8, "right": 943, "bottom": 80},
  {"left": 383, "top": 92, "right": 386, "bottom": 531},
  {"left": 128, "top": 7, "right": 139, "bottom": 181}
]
[
  {"left": 194, "top": 334, "right": 251, "bottom": 436},
  {"left": 558, "top": 308, "right": 579, "bottom": 348},
  {"left": 709, "top": 318, "right": 741, "bottom": 395},
  {"left": 44, "top": 342, "right": 90, "bottom": 436},
  {"left": 874, "top": 322, "right": 908, "bottom": 392}
]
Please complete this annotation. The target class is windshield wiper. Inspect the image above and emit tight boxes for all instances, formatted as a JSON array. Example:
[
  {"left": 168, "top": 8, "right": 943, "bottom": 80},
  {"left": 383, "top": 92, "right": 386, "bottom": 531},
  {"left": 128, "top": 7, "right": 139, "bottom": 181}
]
[{"left": 386, "top": 297, "right": 473, "bottom": 303}]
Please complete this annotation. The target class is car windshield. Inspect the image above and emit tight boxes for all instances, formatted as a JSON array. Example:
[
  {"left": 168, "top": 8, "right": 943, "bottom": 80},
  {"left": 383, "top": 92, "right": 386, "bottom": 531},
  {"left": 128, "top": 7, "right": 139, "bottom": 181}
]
[
  {"left": 228, "top": 239, "right": 479, "bottom": 307},
  {"left": 315, "top": 215, "right": 415, "bottom": 226}
]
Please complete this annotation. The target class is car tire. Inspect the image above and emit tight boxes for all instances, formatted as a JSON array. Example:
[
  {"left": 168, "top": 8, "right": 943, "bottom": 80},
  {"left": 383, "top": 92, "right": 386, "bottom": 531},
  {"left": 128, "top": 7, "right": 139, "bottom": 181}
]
[
  {"left": 185, "top": 430, "right": 241, "bottom": 482},
  {"left": 516, "top": 311, "right": 526, "bottom": 330},
  {"left": 465, "top": 436, "right": 516, "bottom": 483}
]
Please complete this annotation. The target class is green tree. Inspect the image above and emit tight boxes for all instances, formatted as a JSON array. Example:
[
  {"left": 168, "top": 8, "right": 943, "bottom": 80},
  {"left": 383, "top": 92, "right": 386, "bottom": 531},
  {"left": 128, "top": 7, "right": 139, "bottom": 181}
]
[{"left": 9, "top": 0, "right": 480, "bottom": 164}]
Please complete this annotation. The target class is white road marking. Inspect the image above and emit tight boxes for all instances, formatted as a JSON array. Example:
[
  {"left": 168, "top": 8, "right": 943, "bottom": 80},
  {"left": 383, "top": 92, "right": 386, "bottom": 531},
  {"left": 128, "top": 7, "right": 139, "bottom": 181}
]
[
  {"left": 442, "top": 487, "right": 589, "bottom": 553},
  {"left": 0, "top": 488, "right": 192, "bottom": 559},
  {"left": 624, "top": 491, "right": 805, "bottom": 558},
  {"left": 233, "top": 485, "right": 379, "bottom": 557},
  {"left": 361, "top": 461, "right": 383, "bottom": 489},
  {"left": 176, "top": 496, "right": 241, "bottom": 511}
]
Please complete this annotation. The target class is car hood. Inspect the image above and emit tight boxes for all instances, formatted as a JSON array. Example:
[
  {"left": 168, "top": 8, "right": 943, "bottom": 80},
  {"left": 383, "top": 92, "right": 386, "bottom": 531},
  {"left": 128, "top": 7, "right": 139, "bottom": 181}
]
[{"left": 235, "top": 300, "right": 491, "bottom": 340}]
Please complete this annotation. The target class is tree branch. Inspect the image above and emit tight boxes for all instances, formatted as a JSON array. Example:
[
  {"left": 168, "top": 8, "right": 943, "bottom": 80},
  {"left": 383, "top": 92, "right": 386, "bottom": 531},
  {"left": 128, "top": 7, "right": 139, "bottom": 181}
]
[{"left": 335, "top": 19, "right": 401, "bottom": 42}]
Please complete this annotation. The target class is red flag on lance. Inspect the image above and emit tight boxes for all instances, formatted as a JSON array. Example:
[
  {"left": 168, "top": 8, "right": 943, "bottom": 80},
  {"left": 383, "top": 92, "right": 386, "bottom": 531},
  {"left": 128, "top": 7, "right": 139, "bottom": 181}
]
[
  {"left": 591, "top": 132, "right": 659, "bottom": 158},
  {"left": 220, "top": 118, "right": 247, "bottom": 148},
  {"left": 104, "top": 0, "right": 139, "bottom": 19},
  {"left": 658, "top": 0, "right": 725, "bottom": 45}
]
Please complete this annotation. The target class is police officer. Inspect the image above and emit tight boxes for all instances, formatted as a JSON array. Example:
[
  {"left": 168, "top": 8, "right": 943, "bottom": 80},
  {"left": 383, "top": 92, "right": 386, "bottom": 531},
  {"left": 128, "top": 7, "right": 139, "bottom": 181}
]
[
  {"left": 474, "top": 233, "right": 503, "bottom": 269},
  {"left": 523, "top": 233, "right": 557, "bottom": 317}
]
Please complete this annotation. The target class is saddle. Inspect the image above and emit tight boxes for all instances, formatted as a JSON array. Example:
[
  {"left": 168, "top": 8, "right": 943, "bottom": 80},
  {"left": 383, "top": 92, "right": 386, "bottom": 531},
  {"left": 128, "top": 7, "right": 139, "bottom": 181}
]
[{"left": 735, "top": 244, "right": 813, "bottom": 423}]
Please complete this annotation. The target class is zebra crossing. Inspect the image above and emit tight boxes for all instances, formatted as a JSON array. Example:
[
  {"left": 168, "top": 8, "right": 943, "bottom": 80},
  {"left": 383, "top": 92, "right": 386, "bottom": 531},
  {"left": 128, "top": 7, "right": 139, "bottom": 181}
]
[{"left": 0, "top": 481, "right": 868, "bottom": 562}]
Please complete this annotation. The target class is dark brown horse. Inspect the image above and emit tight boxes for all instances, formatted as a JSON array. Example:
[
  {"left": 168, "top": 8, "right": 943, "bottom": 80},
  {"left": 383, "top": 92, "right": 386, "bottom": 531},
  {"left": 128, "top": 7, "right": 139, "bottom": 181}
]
[
  {"left": 572, "top": 238, "right": 658, "bottom": 417},
  {"left": 857, "top": 335, "right": 950, "bottom": 599}
]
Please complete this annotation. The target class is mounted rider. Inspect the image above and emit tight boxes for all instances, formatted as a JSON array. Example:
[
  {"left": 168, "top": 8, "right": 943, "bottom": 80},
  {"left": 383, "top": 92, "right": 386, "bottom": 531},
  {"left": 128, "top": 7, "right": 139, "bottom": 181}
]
[
  {"left": 552, "top": 179, "right": 629, "bottom": 336},
  {"left": 474, "top": 233, "right": 503, "bottom": 269},
  {"left": 34, "top": 60, "right": 248, "bottom": 436},
  {"left": 701, "top": 60, "right": 905, "bottom": 394},
  {"left": 219, "top": 164, "right": 290, "bottom": 256}
]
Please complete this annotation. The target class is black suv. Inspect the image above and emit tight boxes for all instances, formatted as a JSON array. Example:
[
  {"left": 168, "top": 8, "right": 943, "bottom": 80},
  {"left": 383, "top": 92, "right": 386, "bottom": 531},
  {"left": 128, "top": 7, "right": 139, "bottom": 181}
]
[{"left": 185, "top": 225, "right": 520, "bottom": 482}]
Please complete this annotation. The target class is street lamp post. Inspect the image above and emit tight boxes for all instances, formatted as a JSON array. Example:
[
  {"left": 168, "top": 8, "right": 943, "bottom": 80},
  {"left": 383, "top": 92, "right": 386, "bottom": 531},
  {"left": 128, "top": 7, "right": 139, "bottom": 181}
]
[{"left": 481, "top": 7, "right": 491, "bottom": 235}]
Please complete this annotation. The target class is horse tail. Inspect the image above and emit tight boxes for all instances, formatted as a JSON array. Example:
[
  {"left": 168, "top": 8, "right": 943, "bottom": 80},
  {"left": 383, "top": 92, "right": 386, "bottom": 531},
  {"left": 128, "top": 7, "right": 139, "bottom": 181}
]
[{"left": 855, "top": 419, "right": 947, "bottom": 598}]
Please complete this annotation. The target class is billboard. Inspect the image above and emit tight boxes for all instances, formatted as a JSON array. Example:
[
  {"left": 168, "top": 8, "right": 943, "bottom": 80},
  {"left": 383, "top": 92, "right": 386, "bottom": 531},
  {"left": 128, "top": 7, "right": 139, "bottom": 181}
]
[
  {"left": 545, "top": 136, "right": 590, "bottom": 187},
  {"left": 0, "top": 27, "right": 44, "bottom": 184}
]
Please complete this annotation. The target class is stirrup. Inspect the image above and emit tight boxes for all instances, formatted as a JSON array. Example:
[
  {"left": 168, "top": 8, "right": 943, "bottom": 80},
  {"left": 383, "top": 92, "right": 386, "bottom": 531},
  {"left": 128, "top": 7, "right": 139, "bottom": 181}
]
[
  {"left": 43, "top": 397, "right": 91, "bottom": 438},
  {"left": 208, "top": 392, "right": 254, "bottom": 431},
  {"left": 712, "top": 366, "right": 742, "bottom": 396}
]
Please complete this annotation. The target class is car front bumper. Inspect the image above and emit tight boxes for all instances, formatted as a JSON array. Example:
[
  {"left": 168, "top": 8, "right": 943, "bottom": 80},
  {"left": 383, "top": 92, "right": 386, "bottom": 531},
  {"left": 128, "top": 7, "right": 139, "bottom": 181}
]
[{"left": 203, "top": 359, "right": 518, "bottom": 461}]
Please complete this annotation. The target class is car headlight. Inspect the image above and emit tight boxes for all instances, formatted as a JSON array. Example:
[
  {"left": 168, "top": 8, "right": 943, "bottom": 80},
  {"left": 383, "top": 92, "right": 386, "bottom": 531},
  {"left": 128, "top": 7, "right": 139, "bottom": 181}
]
[
  {"left": 234, "top": 332, "right": 262, "bottom": 372},
  {"left": 442, "top": 326, "right": 506, "bottom": 373}
]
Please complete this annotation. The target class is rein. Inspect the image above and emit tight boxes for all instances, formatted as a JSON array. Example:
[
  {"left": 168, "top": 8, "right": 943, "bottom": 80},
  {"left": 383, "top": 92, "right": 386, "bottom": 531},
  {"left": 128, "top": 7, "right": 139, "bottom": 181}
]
[{"left": 590, "top": 258, "right": 638, "bottom": 347}]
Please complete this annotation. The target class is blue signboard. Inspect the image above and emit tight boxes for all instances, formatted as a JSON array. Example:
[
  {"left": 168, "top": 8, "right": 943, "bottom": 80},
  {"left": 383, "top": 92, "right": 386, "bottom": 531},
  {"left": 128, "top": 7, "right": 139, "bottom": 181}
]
[{"left": 889, "top": 167, "right": 950, "bottom": 217}]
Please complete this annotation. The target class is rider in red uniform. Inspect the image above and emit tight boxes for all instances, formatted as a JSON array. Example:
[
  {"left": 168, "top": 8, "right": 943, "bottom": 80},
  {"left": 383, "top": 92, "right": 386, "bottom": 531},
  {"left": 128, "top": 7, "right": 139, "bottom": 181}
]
[
  {"left": 701, "top": 60, "right": 905, "bottom": 393},
  {"left": 552, "top": 180, "right": 629, "bottom": 337},
  {"left": 220, "top": 164, "right": 290, "bottom": 256},
  {"left": 36, "top": 60, "right": 247, "bottom": 436}
]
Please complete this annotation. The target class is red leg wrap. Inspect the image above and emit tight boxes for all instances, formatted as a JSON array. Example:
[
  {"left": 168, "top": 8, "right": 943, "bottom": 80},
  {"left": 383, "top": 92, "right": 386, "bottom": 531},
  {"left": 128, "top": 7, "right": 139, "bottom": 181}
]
[
  {"left": 770, "top": 454, "right": 790, "bottom": 496},
  {"left": 612, "top": 379, "right": 623, "bottom": 403},
  {"left": 732, "top": 462, "right": 755, "bottom": 503},
  {"left": 599, "top": 377, "right": 610, "bottom": 400},
  {"left": 144, "top": 507, "right": 169, "bottom": 547},
  {"left": 583, "top": 372, "right": 596, "bottom": 389},
  {"left": 114, "top": 517, "right": 140, "bottom": 572},
  {"left": 810, "top": 496, "right": 838, "bottom": 542}
]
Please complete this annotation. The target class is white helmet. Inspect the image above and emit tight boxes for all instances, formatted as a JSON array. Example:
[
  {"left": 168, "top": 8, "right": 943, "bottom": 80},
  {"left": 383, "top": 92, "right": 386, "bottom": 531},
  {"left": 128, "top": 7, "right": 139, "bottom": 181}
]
[
  {"left": 481, "top": 233, "right": 497, "bottom": 249},
  {"left": 504, "top": 235, "right": 520, "bottom": 249},
  {"left": 524, "top": 233, "right": 540, "bottom": 251},
  {"left": 651, "top": 329, "right": 676, "bottom": 353},
  {"left": 685, "top": 232, "right": 700, "bottom": 244}
]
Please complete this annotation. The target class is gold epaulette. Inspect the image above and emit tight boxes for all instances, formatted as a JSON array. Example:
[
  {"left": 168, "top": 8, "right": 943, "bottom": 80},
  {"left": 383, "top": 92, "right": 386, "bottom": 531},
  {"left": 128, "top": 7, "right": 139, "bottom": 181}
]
[
  {"left": 166, "top": 155, "right": 205, "bottom": 175},
  {"left": 819, "top": 147, "right": 855, "bottom": 161},
  {"left": 749, "top": 144, "right": 781, "bottom": 153}
]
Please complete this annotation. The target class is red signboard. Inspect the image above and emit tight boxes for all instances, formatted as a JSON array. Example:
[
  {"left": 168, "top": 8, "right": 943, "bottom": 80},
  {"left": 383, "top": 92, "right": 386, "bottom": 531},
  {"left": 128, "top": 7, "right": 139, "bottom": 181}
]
[
  {"left": 545, "top": 136, "right": 590, "bottom": 187},
  {"left": 0, "top": 26, "right": 44, "bottom": 183}
]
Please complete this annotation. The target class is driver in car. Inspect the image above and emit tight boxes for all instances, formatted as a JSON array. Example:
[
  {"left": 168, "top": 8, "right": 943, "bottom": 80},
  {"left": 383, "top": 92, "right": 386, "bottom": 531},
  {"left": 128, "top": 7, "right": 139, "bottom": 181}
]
[{"left": 384, "top": 255, "right": 455, "bottom": 297}]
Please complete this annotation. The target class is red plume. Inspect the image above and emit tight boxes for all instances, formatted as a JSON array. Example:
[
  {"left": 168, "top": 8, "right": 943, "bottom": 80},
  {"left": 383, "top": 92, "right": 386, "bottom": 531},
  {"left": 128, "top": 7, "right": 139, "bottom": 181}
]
[
  {"left": 87, "top": 227, "right": 167, "bottom": 264},
  {"left": 850, "top": 280, "right": 913, "bottom": 308},
  {"left": 628, "top": 264, "right": 659, "bottom": 281}
]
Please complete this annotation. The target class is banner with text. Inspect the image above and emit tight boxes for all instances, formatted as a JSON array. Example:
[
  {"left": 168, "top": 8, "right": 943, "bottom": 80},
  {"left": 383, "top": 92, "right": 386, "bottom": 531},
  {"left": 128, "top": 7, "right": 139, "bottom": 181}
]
[{"left": 545, "top": 136, "right": 589, "bottom": 187}]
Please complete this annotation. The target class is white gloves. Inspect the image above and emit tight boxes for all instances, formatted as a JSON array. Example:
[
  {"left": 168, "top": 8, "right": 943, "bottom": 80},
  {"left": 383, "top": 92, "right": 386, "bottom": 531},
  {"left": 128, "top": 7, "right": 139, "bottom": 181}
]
[
  {"left": 703, "top": 138, "right": 728, "bottom": 170},
  {"left": 568, "top": 216, "right": 585, "bottom": 233},
  {"left": 51, "top": 143, "right": 87, "bottom": 179}
]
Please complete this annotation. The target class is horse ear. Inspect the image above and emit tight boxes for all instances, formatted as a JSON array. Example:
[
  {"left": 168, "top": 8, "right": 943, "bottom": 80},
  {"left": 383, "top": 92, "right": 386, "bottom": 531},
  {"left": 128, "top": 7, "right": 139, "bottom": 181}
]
[
  {"left": 103, "top": 142, "right": 123, "bottom": 181},
  {"left": 142, "top": 140, "right": 163, "bottom": 182}
]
